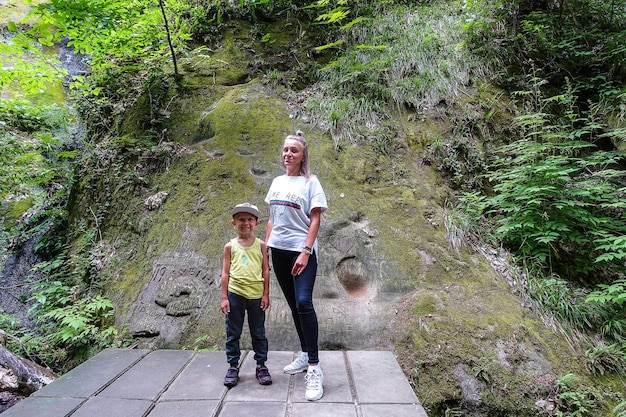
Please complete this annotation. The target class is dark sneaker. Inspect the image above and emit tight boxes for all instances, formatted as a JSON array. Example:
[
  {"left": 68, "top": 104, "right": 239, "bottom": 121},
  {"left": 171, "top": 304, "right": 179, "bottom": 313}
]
[
  {"left": 224, "top": 367, "right": 239, "bottom": 387},
  {"left": 256, "top": 365, "right": 272, "bottom": 385}
]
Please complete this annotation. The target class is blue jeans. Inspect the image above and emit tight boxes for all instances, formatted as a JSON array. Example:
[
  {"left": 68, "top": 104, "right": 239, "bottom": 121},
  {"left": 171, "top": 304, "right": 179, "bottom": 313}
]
[
  {"left": 225, "top": 291, "right": 268, "bottom": 366},
  {"left": 271, "top": 248, "right": 319, "bottom": 364}
]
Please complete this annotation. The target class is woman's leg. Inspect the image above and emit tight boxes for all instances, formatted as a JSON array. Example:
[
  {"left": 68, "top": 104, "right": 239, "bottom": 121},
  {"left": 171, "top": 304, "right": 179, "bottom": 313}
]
[
  {"left": 293, "top": 251, "right": 319, "bottom": 364},
  {"left": 271, "top": 248, "right": 319, "bottom": 364},
  {"left": 271, "top": 249, "right": 306, "bottom": 352}
]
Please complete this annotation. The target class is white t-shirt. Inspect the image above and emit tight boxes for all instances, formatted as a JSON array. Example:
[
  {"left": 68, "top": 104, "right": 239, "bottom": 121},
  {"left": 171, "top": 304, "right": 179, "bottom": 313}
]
[{"left": 265, "top": 175, "right": 328, "bottom": 252}]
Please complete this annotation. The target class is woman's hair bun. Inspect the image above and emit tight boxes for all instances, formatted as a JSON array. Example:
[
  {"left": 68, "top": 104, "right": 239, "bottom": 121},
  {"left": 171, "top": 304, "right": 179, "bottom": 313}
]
[{"left": 296, "top": 130, "right": 304, "bottom": 136}]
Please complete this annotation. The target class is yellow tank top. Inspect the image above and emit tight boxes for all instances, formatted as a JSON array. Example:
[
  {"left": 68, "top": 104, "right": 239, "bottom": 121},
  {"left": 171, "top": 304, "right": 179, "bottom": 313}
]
[{"left": 228, "top": 237, "right": 264, "bottom": 299}]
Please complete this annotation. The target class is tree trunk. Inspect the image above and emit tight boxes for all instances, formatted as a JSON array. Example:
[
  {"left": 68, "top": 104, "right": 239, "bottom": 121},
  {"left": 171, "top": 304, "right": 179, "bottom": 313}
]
[{"left": 0, "top": 345, "right": 56, "bottom": 394}]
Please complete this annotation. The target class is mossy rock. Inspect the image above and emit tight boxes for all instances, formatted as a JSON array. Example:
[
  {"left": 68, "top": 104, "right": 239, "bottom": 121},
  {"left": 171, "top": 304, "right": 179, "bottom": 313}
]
[{"left": 2, "top": 197, "right": 34, "bottom": 229}]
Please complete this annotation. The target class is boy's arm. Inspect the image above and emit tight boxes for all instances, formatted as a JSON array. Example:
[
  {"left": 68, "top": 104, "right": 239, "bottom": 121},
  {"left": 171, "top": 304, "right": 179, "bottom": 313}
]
[
  {"left": 220, "top": 242, "right": 232, "bottom": 315},
  {"left": 260, "top": 240, "right": 270, "bottom": 311}
]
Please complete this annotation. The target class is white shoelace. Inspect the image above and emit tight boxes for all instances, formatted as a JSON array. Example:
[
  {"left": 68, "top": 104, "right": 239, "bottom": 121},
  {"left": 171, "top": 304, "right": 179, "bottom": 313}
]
[{"left": 305, "top": 370, "right": 321, "bottom": 389}]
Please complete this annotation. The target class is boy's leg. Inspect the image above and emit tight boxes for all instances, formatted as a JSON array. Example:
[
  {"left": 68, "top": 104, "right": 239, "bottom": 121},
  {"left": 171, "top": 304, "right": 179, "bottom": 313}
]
[
  {"left": 225, "top": 291, "right": 245, "bottom": 366},
  {"left": 247, "top": 298, "right": 272, "bottom": 385},
  {"left": 247, "top": 297, "right": 268, "bottom": 364}
]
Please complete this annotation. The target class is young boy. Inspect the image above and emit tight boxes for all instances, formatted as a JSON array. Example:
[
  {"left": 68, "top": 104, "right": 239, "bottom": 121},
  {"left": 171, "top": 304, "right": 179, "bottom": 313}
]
[{"left": 221, "top": 203, "right": 271, "bottom": 387}]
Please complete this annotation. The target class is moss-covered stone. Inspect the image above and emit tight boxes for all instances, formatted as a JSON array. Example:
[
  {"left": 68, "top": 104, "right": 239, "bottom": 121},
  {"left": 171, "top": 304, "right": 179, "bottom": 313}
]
[{"left": 2, "top": 196, "right": 34, "bottom": 229}]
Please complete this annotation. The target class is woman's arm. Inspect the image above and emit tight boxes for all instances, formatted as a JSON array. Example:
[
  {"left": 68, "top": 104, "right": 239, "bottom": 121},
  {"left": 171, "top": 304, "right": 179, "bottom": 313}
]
[
  {"left": 265, "top": 218, "right": 273, "bottom": 243},
  {"left": 291, "top": 207, "right": 322, "bottom": 276}
]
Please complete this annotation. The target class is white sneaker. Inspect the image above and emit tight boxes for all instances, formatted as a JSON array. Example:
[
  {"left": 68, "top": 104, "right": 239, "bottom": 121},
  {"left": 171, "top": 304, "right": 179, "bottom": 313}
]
[
  {"left": 284, "top": 351, "right": 309, "bottom": 374},
  {"left": 305, "top": 366, "right": 324, "bottom": 401}
]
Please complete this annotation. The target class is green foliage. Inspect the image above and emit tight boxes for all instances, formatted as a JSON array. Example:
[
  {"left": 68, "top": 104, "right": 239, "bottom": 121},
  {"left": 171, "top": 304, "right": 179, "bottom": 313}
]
[
  {"left": 28, "top": 0, "right": 191, "bottom": 79},
  {"left": 302, "top": 91, "right": 389, "bottom": 149},
  {"left": 480, "top": 79, "right": 626, "bottom": 279},
  {"left": 583, "top": 343, "right": 626, "bottom": 376},
  {"left": 585, "top": 279, "right": 626, "bottom": 352},
  {"left": 553, "top": 373, "right": 600, "bottom": 417},
  {"left": 186, "top": 334, "right": 220, "bottom": 352},
  {"left": 304, "top": 3, "right": 493, "bottom": 153},
  {"left": 0, "top": 26, "right": 66, "bottom": 98},
  {"left": 0, "top": 101, "right": 73, "bottom": 219},
  {"left": 0, "top": 99, "right": 68, "bottom": 132},
  {"left": 42, "top": 295, "right": 116, "bottom": 347},
  {"left": 485, "top": 135, "right": 626, "bottom": 276},
  {"left": 586, "top": 279, "right": 626, "bottom": 307},
  {"left": 0, "top": 310, "right": 53, "bottom": 367},
  {"left": 463, "top": 0, "right": 626, "bottom": 110},
  {"left": 26, "top": 271, "right": 124, "bottom": 370},
  {"left": 425, "top": 132, "right": 488, "bottom": 190},
  {"left": 527, "top": 277, "right": 595, "bottom": 332}
]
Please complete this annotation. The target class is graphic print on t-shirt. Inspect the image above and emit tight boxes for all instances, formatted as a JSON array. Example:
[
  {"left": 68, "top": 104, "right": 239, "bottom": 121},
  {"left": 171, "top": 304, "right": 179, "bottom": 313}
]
[{"left": 269, "top": 190, "right": 304, "bottom": 218}]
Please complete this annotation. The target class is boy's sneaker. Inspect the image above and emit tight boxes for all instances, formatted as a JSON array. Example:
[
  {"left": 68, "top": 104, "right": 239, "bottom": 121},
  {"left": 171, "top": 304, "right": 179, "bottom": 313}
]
[
  {"left": 305, "top": 366, "right": 324, "bottom": 401},
  {"left": 223, "top": 367, "right": 239, "bottom": 387},
  {"left": 256, "top": 365, "right": 272, "bottom": 385},
  {"left": 283, "top": 351, "right": 308, "bottom": 374}
]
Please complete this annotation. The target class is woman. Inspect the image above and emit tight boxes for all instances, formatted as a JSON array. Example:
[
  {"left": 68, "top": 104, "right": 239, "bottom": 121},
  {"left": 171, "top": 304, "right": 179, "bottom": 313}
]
[{"left": 265, "top": 130, "right": 328, "bottom": 401}]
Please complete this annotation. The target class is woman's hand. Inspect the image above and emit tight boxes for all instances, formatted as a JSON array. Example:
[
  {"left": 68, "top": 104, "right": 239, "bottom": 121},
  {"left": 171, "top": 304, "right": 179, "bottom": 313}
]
[{"left": 291, "top": 251, "right": 310, "bottom": 276}]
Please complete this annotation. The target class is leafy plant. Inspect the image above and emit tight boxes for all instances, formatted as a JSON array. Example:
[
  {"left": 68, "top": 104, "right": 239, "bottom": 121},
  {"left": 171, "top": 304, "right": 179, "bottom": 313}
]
[
  {"left": 583, "top": 343, "right": 626, "bottom": 376},
  {"left": 27, "top": 276, "right": 123, "bottom": 370},
  {"left": 41, "top": 295, "right": 116, "bottom": 347},
  {"left": 614, "top": 400, "right": 626, "bottom": 417},
  {"left": 553, "top": 373, "right": 598, "bottom": 417},
  {"left": 585, "top": 279, "right": 626, "bottom": 348},
  {"left": 0, "top": 310, "right": 53, "bottom": 368},
  {"left": 479, "top": 79, "right": 626, "bottom": 280},
  {"left": 586, "top": 279, "right": 626, "bottom": 307}
]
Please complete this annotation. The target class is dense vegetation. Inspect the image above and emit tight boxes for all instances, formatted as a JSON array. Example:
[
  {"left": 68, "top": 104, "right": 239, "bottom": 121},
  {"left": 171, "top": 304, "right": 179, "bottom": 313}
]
[{"left": 1, "top": 0, "right": 625, "bottom": 415}]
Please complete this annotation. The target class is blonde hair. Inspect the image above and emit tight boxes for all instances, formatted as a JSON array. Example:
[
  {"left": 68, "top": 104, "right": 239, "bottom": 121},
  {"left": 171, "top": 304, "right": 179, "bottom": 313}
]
[{"left": 283, "top": 130, "right": 311, "bottom": 178}]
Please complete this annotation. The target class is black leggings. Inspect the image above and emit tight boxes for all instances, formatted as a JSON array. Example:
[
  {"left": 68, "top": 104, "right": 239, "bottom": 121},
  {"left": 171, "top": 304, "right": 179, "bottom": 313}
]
[{"left": 271, "top": 248, "right": 319, "bottom": 364}]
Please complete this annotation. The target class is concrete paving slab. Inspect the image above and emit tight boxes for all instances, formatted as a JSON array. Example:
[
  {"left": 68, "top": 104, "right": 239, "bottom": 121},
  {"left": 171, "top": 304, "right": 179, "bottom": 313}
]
[
  {"left": 32, "top": 348, "right": 149, "bottom": 398},
  {"left": 224, "top": 350, "right": 292, "bottom": 402},
  {"left": 218, "top": 401, "right": 287, "bottom": 417},
  {"left": 362, "top": 403, "right": 429, "bottom": 417},
  {"left": 147, "top": 400, "right": 221, "bottom": 417},
  {"left": 70, "top": 397, "right": 152, "bottom": 417},
  {"left": 291, "top": 350, "right": 353, "bottom": 403},
  {"left": 0, "top": 349, "right": 429, "bottom": 417},
  {"left": 160, "top": 351, "right": 227, "bottom": 400},
  {"left": 0, "top": 397, "right": 83, "bottom": 417},
  {"left": 98, "top": 349, "right": 194, "bottom": 400},
  {"left": 348, "top": 350, "right": 420, "bottom": 404},
  {"left": 291, "top": 402, "right": 358, "bottom": 417}
]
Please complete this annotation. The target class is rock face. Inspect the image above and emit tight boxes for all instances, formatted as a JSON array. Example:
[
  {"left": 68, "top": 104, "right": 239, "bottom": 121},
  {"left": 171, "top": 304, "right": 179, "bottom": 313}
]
[
  {"left": 125, "top": 217, "right": 406, "bottom": 351},
  {"left": 99, "top": 78, "right": 603, "bottom": 416},
  {"left": 114, "top": 80, "right": 431, "bottom": 351}
]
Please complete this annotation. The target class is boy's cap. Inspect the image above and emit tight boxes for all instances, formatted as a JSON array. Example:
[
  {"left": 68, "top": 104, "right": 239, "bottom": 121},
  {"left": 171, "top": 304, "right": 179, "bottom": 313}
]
[{"left": 232, "top": 203, "right": 259, "bottom": 218}]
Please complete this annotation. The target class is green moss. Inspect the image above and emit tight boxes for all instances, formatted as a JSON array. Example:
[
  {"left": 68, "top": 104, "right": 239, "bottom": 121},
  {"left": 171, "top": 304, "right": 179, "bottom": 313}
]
[
  {"left": 393, "top": 277, "right": 625, "bottom": 416},
  {"left": 3, "top": 196, "right": 34, "bottom": 229},
  {"left": 410, "top": 293, "right": 440, "bottom": 316}
]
